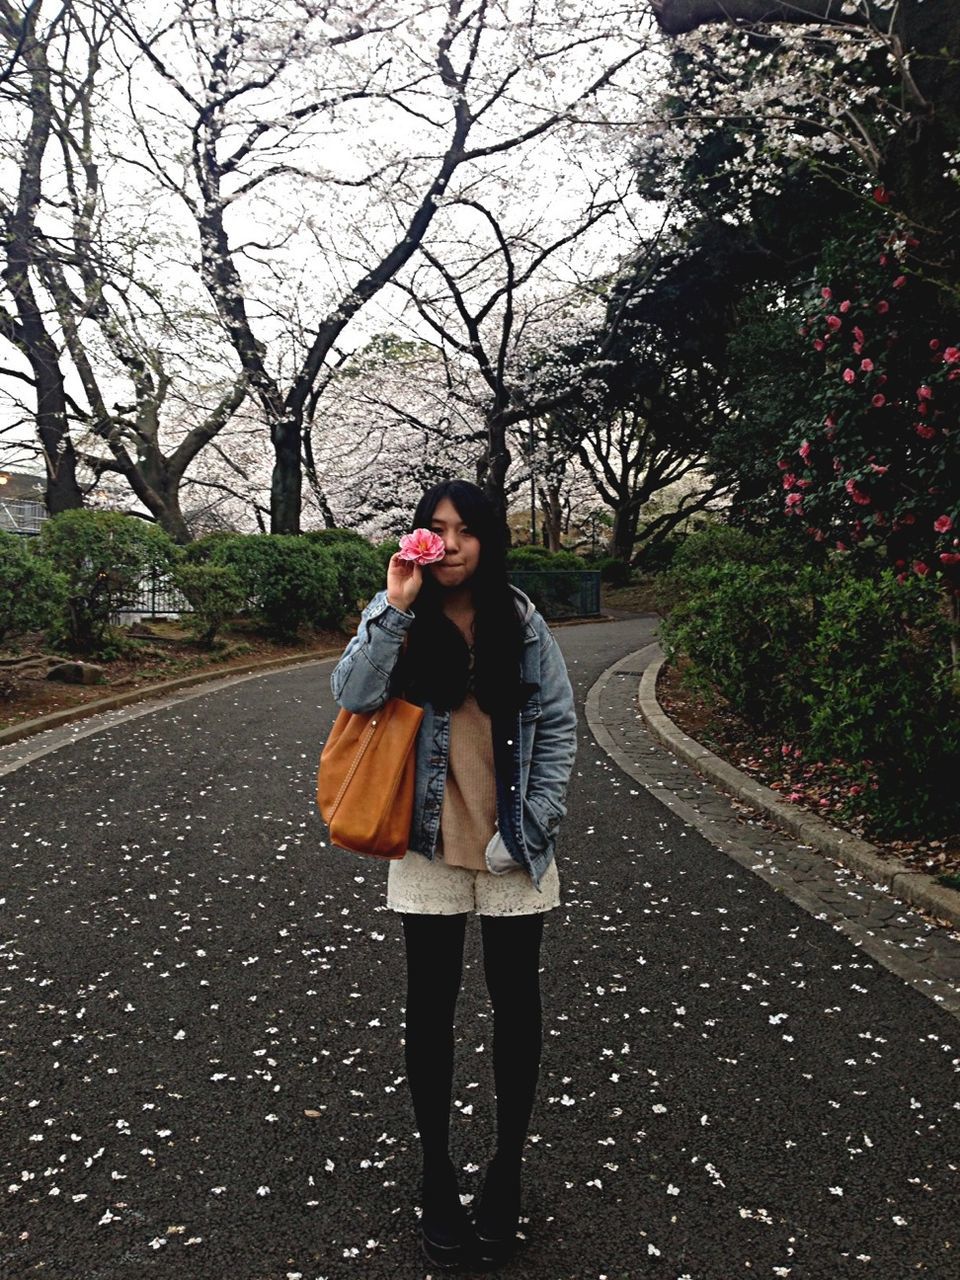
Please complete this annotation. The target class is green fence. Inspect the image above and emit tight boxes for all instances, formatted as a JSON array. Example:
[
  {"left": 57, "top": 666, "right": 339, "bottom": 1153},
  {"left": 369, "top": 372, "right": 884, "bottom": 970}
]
[{"left": 508, "top": 570, "right": 601, "bottom": 620}]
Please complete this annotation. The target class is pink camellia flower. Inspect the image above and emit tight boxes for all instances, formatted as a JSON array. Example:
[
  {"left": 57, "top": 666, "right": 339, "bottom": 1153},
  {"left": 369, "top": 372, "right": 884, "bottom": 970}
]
[
  {"left": 913, "top": 560, "right": 930, "bottom": 577},
  {"left": 796, "top": 478, "right": 812, "bottom": 490},
  {"left": 853, "top": 326, "right": 865, "bottom": 344},
  {"left": 782, "top": 472, "right": 798, "bottom": 489},
  {"left": 944, "top": 346, "right": 960, "bottom": 364},
  {"left": 934, "top": 514, "right": 955, "bottom": 533},
  {"left": 893, "top": 275, "right": 907, "bottom": 289},
  {"left": 777, "top": 458, "right": 790, "bottom": 470},
  {"left": 826, "top": 315, "right": 842, "bottom": 332},
  {"left": 820, "top": 286, "right": 832, "bottom": 300},
  {"left": 843, "top": 368, "right": 856, "bottom": 384},
  {"left": 940, "top": 552, "right": 960, "bottom": 566},
  {"left": 785, "top": 492, "right": 804, "bottom": 510},
  {"left": 917, "top": 384, "right": 934, "bottom": 400},
  {"left": 813, "top": 338, "right": 826, "bottom": 352},
  {"left": 860, "top": 358, "right": 874, "bottom": 372},
  {"left": 869, "top": 462, "right": 888, "bottom": 474},
  {"left": 871, "top": 394, "right": 886, "bottom": 408},
  {"left": 798, "top": 439, "right": 812, "bottom": 462},
  {"left": 876, "top": 300, "right": 890, "bottom": 315},
  {"left": 930, "top": 339, "right": 941, "bottom": 351},
  {"left": 915, "top": 422, "right": 936, "bottom": 440},
  {"left": 397, "top": 528, "right": 447, "bottom": 564},
  {"left": 873, "top": 186, "right": 890, "bottom": 205},
  {"left": 845, "top": 478, "right": 871, "bottom": 506},
  {"left": 839, "top": 300, "right": 851, "bottom": 314},
  {"left": 852, "top": 342, "right": 863, "bottom": 355}
]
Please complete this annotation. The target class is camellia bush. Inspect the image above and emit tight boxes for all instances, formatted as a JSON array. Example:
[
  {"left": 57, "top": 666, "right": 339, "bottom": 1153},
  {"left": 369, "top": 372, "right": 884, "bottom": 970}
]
[{"left": 783, "top": 229, "right": 960, "bottom": 609}]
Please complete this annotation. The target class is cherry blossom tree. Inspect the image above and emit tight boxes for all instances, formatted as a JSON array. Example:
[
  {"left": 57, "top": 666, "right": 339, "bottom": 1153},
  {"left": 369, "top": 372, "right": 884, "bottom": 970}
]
[{"left": 110, "top": 0, "right": 650, "bottom": 534}]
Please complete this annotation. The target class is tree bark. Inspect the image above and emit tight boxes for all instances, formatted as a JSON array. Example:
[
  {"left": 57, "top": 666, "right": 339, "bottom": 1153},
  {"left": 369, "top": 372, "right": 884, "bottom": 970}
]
[{"left": 0, "top": 1, "right": 82, "bottom": 514}]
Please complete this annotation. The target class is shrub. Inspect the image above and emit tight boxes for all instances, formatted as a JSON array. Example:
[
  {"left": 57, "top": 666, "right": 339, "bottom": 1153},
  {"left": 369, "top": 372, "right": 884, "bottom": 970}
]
[
  {"left": 506, "top": 545, "right": 583, "bottom": 571},
  {"left": 308, "top": 537, "right": 383, "bottom": 613},
  {"left": 0, "top": 532, "right": 68, "bottom": 647},
  {"left": 38, "top": 510, "right": 177, "bottom": 654},
  {"left": 805, "top": 570, "right": 960, "bottom": 835},
  {"left": 205, "top": 534, "right": 340, "bottom": 638},
  {"left": 171, "top": 563, "right": 246, "bottom": 647},
  {"left": 594, "top": 556, "right": 633, "bottom": 587},
  {"left": 659, "top": 559, "right": 821, "bottom": 737}
]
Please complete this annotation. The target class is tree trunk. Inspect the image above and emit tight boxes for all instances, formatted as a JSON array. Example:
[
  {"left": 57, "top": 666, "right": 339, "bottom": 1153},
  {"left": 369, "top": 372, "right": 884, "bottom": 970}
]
[{"left": 610, "top": 499, "right": 641, "bottom": 562}]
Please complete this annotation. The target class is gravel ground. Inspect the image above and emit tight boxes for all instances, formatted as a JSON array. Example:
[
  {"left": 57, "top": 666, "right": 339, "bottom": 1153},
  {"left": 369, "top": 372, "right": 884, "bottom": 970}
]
[{"left": 1, "top": 615, "right": 957, "bottom": 1280}]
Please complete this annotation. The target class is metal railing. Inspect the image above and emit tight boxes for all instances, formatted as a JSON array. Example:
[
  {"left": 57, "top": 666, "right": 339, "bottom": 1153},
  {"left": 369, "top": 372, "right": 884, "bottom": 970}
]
[
  {"left": 0, "top": 499, "right": 47, "bottom": 535},
  {"left": 508, "top": 570, "right": 601, "bottom": 619},
  {"left": 110, "top": 567, "right": 194, "bottom": 620}
]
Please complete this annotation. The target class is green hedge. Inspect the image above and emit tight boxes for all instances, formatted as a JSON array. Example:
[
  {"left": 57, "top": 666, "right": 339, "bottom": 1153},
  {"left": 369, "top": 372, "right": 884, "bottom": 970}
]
[
  {"left": 38, "top": 509, "right": 177, "bottom": 654},
  {"left": 204, "top": 534, "right": 340, "bottom": 638},
  {"left": 661, "top": 543, "right": 960, "bottom": 838},
  {"left": 0, "top": 531, "right": 67, "bottom": 647}
]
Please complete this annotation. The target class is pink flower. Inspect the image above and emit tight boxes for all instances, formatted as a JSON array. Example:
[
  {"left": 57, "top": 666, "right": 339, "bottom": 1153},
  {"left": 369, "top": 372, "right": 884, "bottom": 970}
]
[
  {"left": 876, "top": 300, "right": 890, "bottom": 315},
  {"left": 782, "top": 472, "right": 798, "bottom": 489},
  {"left": 860, "top": 358, "right": 874, "bottom": 372},
  {"left": 917, "top": 384, "right": 934, "bottom": 400},
  {"left": 397, "top": 528, "right": 446, "bottom": 565},
  {"left": 944, "top": 346, "right": 960, "bottom": 364},
  {"left": 940, "top": 553, "right": 960, "bottom": 566},
  {"left": 893, "top": 275, "right": 907, "bottom": 289},
  {"left": 826, "top": 315, "right": 842, "bottom": 332},
  {"left": 871, "top": 394, "right": 886, "bottom": 408},
  {"left": 813, "top": 339, "right": 826, "bottom": 352},
  {"left": 913, "top": 560, "right": 930, "bottom": 577},
  {"left": 785, "top": 493, "right": 804, "bottom": 510},
  {"left": 820, "top": 286, "right": 832, "bottom": 300},
  {"left": 873, "top": 186, "right": 890, "bottom": 204},
  {"left": 843, "top": 368, "right": 856, "bottom": 384},
  {"left": 934, "top": 514, "right": 955, "bottom": 533},
  {"left": 839, "top": 300, "right": 851, "bottom": 314},
  {"left": 845, "top": 478, "right": 871, "bottom": 506},
  {"left": 869, "top": 462, "right": 888, "bottom": 474},
  {"left": 914, "top": 422, "right": 936, "bottom": 440},
  {"left": 930, "top": 339, "right": 941, "bottom": 351},
  {"left": 798, "top": 440, "right": 812, "bottom": 462},
  {"left": 835, "top": 540, "right": 849, "bottom": 551}
]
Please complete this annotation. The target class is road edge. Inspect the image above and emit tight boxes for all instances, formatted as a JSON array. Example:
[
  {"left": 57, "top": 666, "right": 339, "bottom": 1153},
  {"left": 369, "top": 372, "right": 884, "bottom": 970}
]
[{"left": 0, "top": 648, "right": 339, "bottom": 748}]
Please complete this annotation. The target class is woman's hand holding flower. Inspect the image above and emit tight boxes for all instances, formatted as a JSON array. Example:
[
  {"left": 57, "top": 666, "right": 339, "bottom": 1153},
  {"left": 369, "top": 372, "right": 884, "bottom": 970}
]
[{"left": 387, "top": 529, "right": 445, "bottom": 611}]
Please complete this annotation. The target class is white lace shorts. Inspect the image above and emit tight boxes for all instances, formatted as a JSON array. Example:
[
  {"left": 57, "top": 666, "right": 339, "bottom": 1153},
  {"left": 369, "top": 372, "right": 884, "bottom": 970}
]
[{"left": 386, "top": 849, "right": 560, "bottom": 917}]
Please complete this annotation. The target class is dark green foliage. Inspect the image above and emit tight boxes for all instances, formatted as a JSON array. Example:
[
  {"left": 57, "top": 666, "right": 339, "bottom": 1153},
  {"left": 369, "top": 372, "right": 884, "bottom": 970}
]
[
  {"left": 506, "top": 546, "right": 582, "bottom": 571},
  {"left": 661, "top": 546, "right": 960, "bottom": 838},
  {"left": 171, "top": 563, "right": 246, "bottom": 647},
  {"left": 594, "top": 556, "right": 633, "bottom": 587},
  {"left": 805, "top": 571, "right": 960, "bottom": 835},
  {"left": 319, "top": 540, "right": 383, "bottom": 614},
  {"left": 38, "top": 510, "right": 177, "bottom": 654},
  {"left": 660, "top": 558, "right": 821, "bottom": 738},
  {"left": 204, "top": 534, "right": 340, "bottom": 639},
  {"left": 0, "top": 532, "right": 67, "bottom": 646}
]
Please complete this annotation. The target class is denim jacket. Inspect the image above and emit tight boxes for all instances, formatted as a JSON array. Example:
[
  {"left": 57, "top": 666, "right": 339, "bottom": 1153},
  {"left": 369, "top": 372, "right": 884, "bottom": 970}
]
[{"left": 329, "top": 587, "right": 578, "bottom": 889}]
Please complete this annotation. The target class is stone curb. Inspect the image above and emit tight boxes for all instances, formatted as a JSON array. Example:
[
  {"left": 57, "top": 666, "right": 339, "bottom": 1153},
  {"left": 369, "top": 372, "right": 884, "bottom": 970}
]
[
  {"left": 0, "top": 648, "right": 338, "bottom": 748},
  {"left": 639, "top": 648, "right": 960, "bottom": 931}
]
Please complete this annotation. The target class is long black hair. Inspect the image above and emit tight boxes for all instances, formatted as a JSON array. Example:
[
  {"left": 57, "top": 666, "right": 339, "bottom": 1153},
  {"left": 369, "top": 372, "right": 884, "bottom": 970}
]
[{"left": 395, "top": 479, "right": 525, "bottom": 716}]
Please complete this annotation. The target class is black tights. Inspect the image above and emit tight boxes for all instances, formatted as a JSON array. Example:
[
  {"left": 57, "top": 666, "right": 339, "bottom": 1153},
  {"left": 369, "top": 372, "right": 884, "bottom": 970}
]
[{"left": 401, "top": 912, "right": 545, "bottom": 1178}]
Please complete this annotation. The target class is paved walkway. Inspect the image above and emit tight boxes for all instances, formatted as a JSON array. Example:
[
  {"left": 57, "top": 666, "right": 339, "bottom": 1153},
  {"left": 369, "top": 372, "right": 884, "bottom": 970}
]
[{"left": 1, "top": 614, "right": 957, "bottom": 1279}]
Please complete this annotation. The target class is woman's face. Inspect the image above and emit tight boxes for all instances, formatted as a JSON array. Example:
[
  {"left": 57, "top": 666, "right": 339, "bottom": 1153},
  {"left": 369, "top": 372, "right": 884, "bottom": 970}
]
[{"left": 427, "top": 497, "right": 481, "bottom": 591}]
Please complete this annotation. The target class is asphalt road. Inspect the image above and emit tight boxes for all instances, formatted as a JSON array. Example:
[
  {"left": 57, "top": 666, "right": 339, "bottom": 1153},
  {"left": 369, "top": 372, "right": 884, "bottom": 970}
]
[{"left": 1, "top": 616, "right": 957, "bottom": 1280}]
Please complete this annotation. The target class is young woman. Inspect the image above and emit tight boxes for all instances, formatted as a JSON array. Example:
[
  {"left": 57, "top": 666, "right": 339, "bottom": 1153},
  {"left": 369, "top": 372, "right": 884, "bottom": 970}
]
[{"left": 330, "top": 479, "right": 578, "bottom": 1270}]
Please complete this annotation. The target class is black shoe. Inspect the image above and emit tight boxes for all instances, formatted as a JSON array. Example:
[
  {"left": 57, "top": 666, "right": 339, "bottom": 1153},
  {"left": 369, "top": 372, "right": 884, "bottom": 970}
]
[
  {"left": 473, "top": 1155, "right": 522, "bottom": 1267},
  {"left": 419, "top": 1161, "right": 478, "bottom": 1271}
]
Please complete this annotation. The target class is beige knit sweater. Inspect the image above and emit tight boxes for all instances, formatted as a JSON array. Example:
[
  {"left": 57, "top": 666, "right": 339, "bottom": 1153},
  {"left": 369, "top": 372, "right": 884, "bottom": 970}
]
[{"left": 437, "top": 656, "right": 497, "bottom": 871}]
